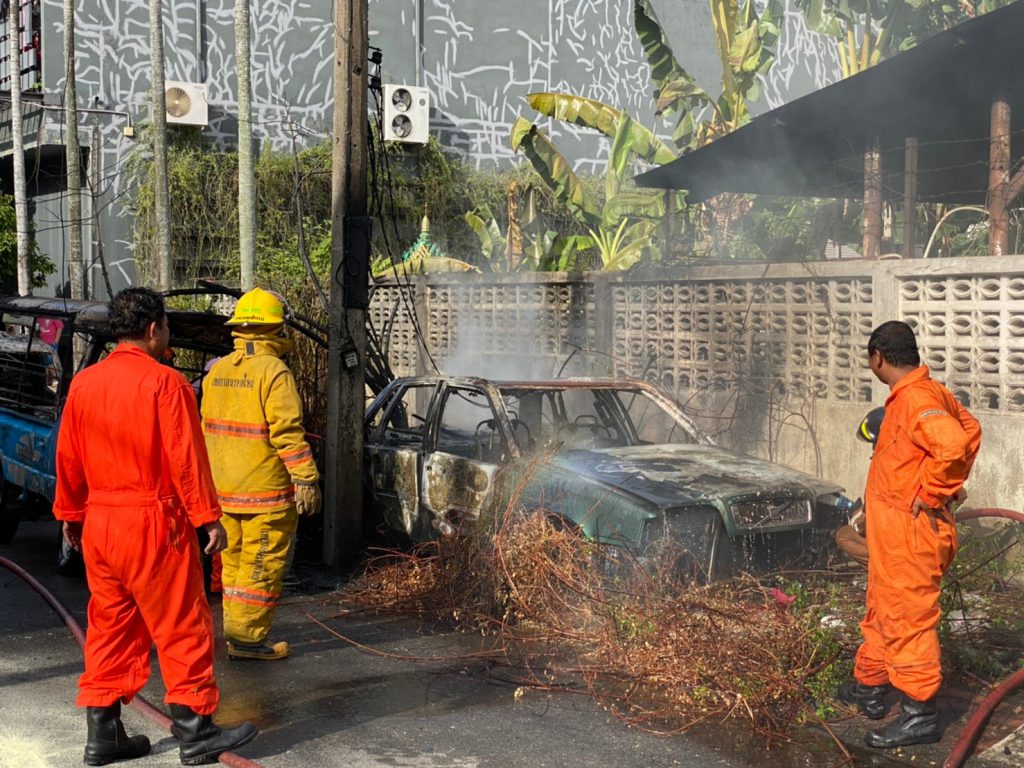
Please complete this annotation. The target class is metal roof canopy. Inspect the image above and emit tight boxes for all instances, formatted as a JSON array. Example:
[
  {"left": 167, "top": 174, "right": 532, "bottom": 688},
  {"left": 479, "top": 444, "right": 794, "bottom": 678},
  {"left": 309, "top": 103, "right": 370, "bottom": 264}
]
[{"left": 637, "top": 1, "right": 1024, "bottom": 207}]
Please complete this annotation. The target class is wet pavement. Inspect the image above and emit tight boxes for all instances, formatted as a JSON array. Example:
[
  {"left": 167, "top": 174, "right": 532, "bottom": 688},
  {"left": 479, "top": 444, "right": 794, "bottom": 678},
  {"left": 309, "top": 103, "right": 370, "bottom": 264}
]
[{"left": 2, "top": 519, "right": 1022, "bottom": 767}]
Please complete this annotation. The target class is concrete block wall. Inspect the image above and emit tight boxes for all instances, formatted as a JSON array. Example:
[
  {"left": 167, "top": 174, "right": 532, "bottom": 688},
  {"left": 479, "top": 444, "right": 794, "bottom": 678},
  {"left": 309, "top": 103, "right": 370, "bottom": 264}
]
[{"left": 370, "top": 255, "right": 1024, "bottom": 510}]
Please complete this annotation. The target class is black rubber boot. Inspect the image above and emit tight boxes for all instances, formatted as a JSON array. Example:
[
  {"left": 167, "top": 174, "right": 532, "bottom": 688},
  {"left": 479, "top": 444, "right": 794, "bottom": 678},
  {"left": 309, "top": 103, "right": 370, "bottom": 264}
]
[
  {"left": 83, "top": 702, "right": 151, "bottom": 766},
  {"left": 169, "top": 704, "right": 259, "bottom": 766},
  {"left": 865, "top": 694, "right": 940, "bottom": 749},
  {"left": 837, "top": 680, "right": 892, "bottom": 720}
]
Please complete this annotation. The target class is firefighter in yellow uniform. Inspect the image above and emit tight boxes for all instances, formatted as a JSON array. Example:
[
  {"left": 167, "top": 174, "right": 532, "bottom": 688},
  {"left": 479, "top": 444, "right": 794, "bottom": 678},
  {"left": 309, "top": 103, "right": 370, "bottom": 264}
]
[{"left": 201, "top": 288, "right": 321, "bottom": 660}]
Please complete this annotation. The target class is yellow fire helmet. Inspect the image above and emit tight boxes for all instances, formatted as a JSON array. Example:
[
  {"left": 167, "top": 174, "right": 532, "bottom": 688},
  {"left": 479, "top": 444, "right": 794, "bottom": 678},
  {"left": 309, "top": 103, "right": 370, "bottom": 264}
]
[{"left": 226, "top": 287, "right": 288, "bottom": 326}]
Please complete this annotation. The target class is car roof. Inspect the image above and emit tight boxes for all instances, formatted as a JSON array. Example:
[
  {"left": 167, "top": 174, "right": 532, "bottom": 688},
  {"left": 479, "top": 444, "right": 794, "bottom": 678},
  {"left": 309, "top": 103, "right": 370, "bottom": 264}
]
[
  {"left": 0, "top": 295, "right": 233, "bottom": 354},
  {"left": 388, "top": 375, "right": 653, "bottom": 388}
]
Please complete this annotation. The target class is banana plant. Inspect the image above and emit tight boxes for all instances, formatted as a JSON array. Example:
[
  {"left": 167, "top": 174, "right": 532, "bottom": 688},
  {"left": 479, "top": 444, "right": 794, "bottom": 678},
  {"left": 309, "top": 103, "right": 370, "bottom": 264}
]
[
  {"left": 638, "top": 0, "right": 782, "bottom": 149},
  {"left": 465, "top": 188, "right": 593, "bottom": 273},
  {"left": 511, "top": 0, "right": 782, "bottom": 266},
  {"left": 587, "top": 219, "right": 656, "bottom": 272},
  {"left": 795, "top": 0, "right": 1013, "bottom": 79}
]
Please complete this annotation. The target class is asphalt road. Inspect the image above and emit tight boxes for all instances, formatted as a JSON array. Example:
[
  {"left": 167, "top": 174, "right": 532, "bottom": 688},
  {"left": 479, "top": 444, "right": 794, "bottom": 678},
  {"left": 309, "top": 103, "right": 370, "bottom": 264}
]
[{"left": 2, "top": 519, "right": 1019, "bottom": 768}]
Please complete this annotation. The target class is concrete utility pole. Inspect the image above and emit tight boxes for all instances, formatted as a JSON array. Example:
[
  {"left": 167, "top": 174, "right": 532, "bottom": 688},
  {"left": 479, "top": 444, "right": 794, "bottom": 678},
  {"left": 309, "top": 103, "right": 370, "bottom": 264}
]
[
  {"left": 64, "top": 0, "right": 84, "bottom": 299},
  {"left": 149, "top": 0, "right": 172, "bottom": 290},
  {"left": 235, "top": 0, "right": 256, "bottom": 290},
  {"left": 324, "top": 0, "right": 368, "bottom": 568},
  {"left": 8, "top": 0, "right": 31, "bottom": 295}
]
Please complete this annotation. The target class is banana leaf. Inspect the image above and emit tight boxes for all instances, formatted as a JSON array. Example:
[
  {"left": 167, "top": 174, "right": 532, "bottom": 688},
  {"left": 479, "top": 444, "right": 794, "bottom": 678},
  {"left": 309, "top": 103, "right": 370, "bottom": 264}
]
[
  {"left": 526, "top": 93, "right": 622, "bottom": 138},
  {"left": 465, "top": 205, "right": 505, "bottom": 262},
  {"left": 602, "top": 190, "right": 667, "bottom": 227},
  {"left": 511, "top": 117, "right": 601, "bottom": 229},
  {"left": 527, "top": 93, "right": 677, "bottom": 167},
  {"left": 656, "top": 77, "right": 716, "bottom": 118},
  {"left": 539, "top": 234, "right": 595, "bottom": 272},
  {"left": 635, "top": 0, "right": 691, "bottom": 102}
]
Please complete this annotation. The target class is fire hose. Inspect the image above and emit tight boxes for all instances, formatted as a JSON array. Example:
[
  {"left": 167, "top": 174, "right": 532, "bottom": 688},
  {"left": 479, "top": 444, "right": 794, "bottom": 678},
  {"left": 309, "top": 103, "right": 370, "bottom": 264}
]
[
  {"left": 0, "top": 554, "right": 265, "bottom": 768},
  {"left": 942, "top": 507, "right": 1024, "bottom": 768}
]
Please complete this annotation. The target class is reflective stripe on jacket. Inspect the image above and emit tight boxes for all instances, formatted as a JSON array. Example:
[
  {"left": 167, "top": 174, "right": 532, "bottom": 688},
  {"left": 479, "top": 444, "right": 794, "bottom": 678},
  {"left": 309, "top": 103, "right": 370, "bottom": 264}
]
[{"left": 201, "top": 333, "right": 318, "bottom": 514}]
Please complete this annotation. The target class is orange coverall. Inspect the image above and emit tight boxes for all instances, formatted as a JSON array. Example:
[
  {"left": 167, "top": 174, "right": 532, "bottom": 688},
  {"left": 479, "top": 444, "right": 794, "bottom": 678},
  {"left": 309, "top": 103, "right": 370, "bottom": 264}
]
[
  {"left": 854, "top": 366, "right": 982, "bottom": 702},
  {"left": 54, "top": 345, "right": 223, "bottom": 714}
]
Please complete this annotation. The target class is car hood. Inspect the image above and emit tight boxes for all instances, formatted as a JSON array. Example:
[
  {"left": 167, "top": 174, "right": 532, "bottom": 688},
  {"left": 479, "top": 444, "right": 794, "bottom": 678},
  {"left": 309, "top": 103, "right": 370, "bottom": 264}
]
[{"left": 547, "top": 443, "right": 840, "bottom": 509}]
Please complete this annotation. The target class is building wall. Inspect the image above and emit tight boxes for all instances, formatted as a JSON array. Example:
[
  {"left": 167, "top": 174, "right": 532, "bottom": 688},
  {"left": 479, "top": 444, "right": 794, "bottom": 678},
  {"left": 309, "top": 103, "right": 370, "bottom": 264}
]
[
  {"left": 369, "top": 254, "right": 1024, "bottom": 513},
  {"left": 3, "top": 0, "right": 840, "bottom": 294}
]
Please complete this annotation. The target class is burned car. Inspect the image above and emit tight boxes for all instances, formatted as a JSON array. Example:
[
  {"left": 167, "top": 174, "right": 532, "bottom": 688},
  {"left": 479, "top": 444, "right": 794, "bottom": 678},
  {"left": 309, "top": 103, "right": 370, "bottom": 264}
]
[{"left": 364, "top": 376, "right": 846, "bottom": 578}]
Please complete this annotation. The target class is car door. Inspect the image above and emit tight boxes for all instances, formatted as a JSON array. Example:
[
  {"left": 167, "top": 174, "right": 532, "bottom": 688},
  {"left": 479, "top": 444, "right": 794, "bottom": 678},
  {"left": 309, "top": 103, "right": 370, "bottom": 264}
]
[
  {"left": 420, "top": 384, "right": 507, "bottom": 534},
  {"left": 365, "top": 382, "right": 438, "bottom": 539}
]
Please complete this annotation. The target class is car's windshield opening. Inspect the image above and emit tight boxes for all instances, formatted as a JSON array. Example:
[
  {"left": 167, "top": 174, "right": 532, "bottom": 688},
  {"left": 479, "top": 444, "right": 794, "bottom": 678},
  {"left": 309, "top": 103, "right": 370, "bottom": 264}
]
[{"left": 498, "top": 386, "right": 699, "bottom": 452}]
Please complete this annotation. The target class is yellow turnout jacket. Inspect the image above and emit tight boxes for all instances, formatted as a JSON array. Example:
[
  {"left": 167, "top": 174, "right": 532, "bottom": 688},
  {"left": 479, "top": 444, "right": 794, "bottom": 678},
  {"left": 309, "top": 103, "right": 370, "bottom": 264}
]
[{"left": 201, "top": 332, "right": 319, "bottom": 514}]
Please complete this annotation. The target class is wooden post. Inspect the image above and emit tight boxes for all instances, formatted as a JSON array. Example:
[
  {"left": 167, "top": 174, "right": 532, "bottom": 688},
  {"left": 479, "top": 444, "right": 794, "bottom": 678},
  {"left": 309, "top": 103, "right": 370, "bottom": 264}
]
[
  {"left": 664, "top": 190, "right": 675, "bottom": 261},
  {"left": 988, "top": 97, "right": 1011, "bottom": 257},
  {"left": 862, "top": 140, "right": 882, "bottom": 260},
  {"left": 902, "top": 137, "right": 917, "bottom": 259},
  {"left": 324, "top": 0, "right": 368, "bottom": 568}
]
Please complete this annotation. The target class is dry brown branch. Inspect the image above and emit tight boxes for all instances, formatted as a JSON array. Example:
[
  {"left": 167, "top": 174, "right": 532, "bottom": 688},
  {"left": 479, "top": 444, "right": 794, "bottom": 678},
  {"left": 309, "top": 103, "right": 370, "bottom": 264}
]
[{"left": 339, "top": 501, "right": 832, "bottom": 743}]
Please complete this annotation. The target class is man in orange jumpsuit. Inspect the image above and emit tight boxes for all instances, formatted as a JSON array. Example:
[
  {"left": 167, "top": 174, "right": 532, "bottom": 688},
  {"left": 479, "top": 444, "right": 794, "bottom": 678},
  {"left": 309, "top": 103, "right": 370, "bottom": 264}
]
[
  {"left": 840, "top": 321, "right": 981, "bottom": 749},
  {"left": 55, "top": 288, "right": 258, "bottom": 766}
]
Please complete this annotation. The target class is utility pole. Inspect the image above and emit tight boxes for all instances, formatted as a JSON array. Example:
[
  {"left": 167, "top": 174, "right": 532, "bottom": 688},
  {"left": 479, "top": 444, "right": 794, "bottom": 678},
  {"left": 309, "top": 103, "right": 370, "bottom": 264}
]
[
  {"left": 8, "top": 0, "right": 31, "bottom": 295},
  {"left": 149, "top": 0, "right": 172, "bottom": 290},
  {"left": 64, "top": 0, "right": 84, "bottom": 299},
  {"left": 324, "top": 0, "right": 368, "bottom": 568},
  {"left": 235, "top": 0, "right": 256, "bottom": 290}
]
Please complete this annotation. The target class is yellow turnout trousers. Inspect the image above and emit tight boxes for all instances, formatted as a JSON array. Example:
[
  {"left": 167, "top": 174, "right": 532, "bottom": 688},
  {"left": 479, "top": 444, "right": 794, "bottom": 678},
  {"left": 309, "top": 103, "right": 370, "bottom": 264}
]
[{"left": 220, "top": 505, "right": 298, "bottom": 645}]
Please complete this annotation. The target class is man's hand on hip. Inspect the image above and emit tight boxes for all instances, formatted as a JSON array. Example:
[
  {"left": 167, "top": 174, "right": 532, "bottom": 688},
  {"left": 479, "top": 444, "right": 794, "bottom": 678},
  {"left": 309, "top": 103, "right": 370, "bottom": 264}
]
[
  {"left": 911, "top": 497, "right": 953, "bottom": 533},
  {"left": 203, "top": 521, "right": 228, "bottom": 554}
]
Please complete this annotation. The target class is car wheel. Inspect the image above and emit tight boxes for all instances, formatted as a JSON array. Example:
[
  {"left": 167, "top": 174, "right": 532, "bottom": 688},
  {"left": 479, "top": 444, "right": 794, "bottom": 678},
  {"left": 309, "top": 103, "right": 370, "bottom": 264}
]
[
  {"left": 56, "top": 524, "right": 85, "bottom": 577},
  {"left": 0, "top": 481, "right": 20, "bottom": 544}
]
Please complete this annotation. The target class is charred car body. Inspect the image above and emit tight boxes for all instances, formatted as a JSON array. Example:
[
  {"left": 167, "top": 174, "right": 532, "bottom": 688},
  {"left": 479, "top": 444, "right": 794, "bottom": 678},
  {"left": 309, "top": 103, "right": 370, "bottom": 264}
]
[
  {"left": 0, "top": 296, "right": 235, "bottom": 569},
  {"left": 364, "top": 376, "right": 846, "bottom": 578}
]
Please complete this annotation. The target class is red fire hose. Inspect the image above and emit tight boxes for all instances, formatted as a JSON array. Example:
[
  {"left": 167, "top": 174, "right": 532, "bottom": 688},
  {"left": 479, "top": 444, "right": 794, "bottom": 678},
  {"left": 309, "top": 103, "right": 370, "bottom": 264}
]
[
  {"left": 942, "top": 507, "right": 1024, "bottom": 768},
  {"left": 0, "top": 554, "right": 265, "bottom": 768}
]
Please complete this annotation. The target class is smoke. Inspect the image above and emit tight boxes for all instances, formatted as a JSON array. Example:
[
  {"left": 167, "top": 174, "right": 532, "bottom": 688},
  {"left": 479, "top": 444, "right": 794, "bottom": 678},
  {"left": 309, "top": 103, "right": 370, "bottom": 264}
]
[{"left": 435, "top": 282, "right": 594, "bottom": 381}]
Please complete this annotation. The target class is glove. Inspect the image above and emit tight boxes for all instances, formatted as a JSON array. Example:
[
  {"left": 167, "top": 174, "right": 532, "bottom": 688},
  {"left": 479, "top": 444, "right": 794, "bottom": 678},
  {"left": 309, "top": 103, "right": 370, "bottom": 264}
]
[{"left": 294, "top": 483, "right": 322, "bottom": 517}]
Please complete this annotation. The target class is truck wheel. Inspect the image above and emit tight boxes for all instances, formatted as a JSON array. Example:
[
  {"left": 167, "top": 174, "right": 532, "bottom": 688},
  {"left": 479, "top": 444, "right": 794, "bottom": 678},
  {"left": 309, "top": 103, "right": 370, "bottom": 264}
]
[
  {"left": 56, "top": 524, "right": 85, "bottom": 577},
  {"left": 0, "top": 481, "right": 19, "bottom": 544}
]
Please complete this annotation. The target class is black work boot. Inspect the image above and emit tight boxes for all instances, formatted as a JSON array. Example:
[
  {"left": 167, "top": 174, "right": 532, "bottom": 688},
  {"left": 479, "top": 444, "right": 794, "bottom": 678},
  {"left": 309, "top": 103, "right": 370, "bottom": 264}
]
[
  {"left": 865, "top": 694, "right": 940, "bottom": 749},
  {"left": 169, "top": 704, "right": 258, "bottom": 766},
  {"left": 83, "top": 702, "right": 151, "bottom": 766},
  {"left": 837, "top": 680, "right": 892, "bottom": 720}
]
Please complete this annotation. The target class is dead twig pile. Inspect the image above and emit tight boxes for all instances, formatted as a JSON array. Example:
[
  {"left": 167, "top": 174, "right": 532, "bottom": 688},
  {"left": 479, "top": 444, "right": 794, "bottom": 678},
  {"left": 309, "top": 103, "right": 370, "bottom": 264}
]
[{"left": 342, "top": 501, "right": 836, "bottom": 742}]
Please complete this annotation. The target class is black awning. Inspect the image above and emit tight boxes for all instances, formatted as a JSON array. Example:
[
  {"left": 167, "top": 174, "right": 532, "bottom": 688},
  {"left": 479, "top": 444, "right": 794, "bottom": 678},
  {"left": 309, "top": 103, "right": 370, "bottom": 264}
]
[{"left": 637, "top": 1, "right": 1024, "bottom": 204}]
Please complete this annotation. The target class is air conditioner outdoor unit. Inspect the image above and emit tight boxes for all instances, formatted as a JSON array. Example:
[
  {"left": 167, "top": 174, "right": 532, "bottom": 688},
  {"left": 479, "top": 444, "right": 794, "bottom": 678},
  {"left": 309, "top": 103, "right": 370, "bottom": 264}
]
[
  {"left": 382, "top": 84, "right": 430, "bottom": 144},
  {"left": 164, "top": 81, "right": 208, "bottom": 127}
]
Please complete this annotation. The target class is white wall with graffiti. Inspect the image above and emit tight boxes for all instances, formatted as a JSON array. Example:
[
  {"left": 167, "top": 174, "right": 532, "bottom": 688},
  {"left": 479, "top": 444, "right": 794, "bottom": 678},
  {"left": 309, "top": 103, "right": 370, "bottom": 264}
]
[{"left": 9, "top": 0, "right": 840, "bottom": 293}]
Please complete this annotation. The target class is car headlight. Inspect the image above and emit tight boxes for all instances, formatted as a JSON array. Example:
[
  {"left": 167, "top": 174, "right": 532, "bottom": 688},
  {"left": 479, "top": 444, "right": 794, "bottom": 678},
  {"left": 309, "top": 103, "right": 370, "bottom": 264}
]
[{"left": 730, "top": 497, "right": 811, "bottom": 531}]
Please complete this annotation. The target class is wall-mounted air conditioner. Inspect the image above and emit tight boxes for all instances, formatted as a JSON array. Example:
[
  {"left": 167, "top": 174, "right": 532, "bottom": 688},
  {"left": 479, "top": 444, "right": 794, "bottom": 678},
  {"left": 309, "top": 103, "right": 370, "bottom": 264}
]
[
  {"left": 164, "top": 81, "right": 208, "bottom": 127},
  {"left": 383, "top": 84, "right": 430, "bottom": 144}
]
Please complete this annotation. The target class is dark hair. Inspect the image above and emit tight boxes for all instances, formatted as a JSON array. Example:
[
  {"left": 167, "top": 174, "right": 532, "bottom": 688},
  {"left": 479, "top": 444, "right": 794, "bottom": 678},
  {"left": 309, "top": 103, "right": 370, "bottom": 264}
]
[
  {"left": 868, "top": 321, "right": 920, "bottom": 367},
  {"left": 108, "top": 288, "right": 166, "bottom": 341}
]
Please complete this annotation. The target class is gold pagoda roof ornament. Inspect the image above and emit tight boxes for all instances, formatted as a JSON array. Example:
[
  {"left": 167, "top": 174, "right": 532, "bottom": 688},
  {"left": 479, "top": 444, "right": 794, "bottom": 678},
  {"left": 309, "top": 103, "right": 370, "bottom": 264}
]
[{"left": 400, "top": 213, "right": 447, "bottom": 262}]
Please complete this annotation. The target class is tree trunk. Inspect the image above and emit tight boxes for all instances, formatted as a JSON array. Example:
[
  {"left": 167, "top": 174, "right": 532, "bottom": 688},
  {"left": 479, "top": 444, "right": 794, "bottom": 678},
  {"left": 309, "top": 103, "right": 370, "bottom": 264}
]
[
  {"left": 9, "top": 0, "right": 31, "bottom": 295},
  {"left": 236, "top": 0, "right": 256, "bottom": 290},
  {"left": 149, "top": 0, "right": 172, "bottom": 289},
  {"left": 64, "top": 0, "right": 84, "bottom": 298}
]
